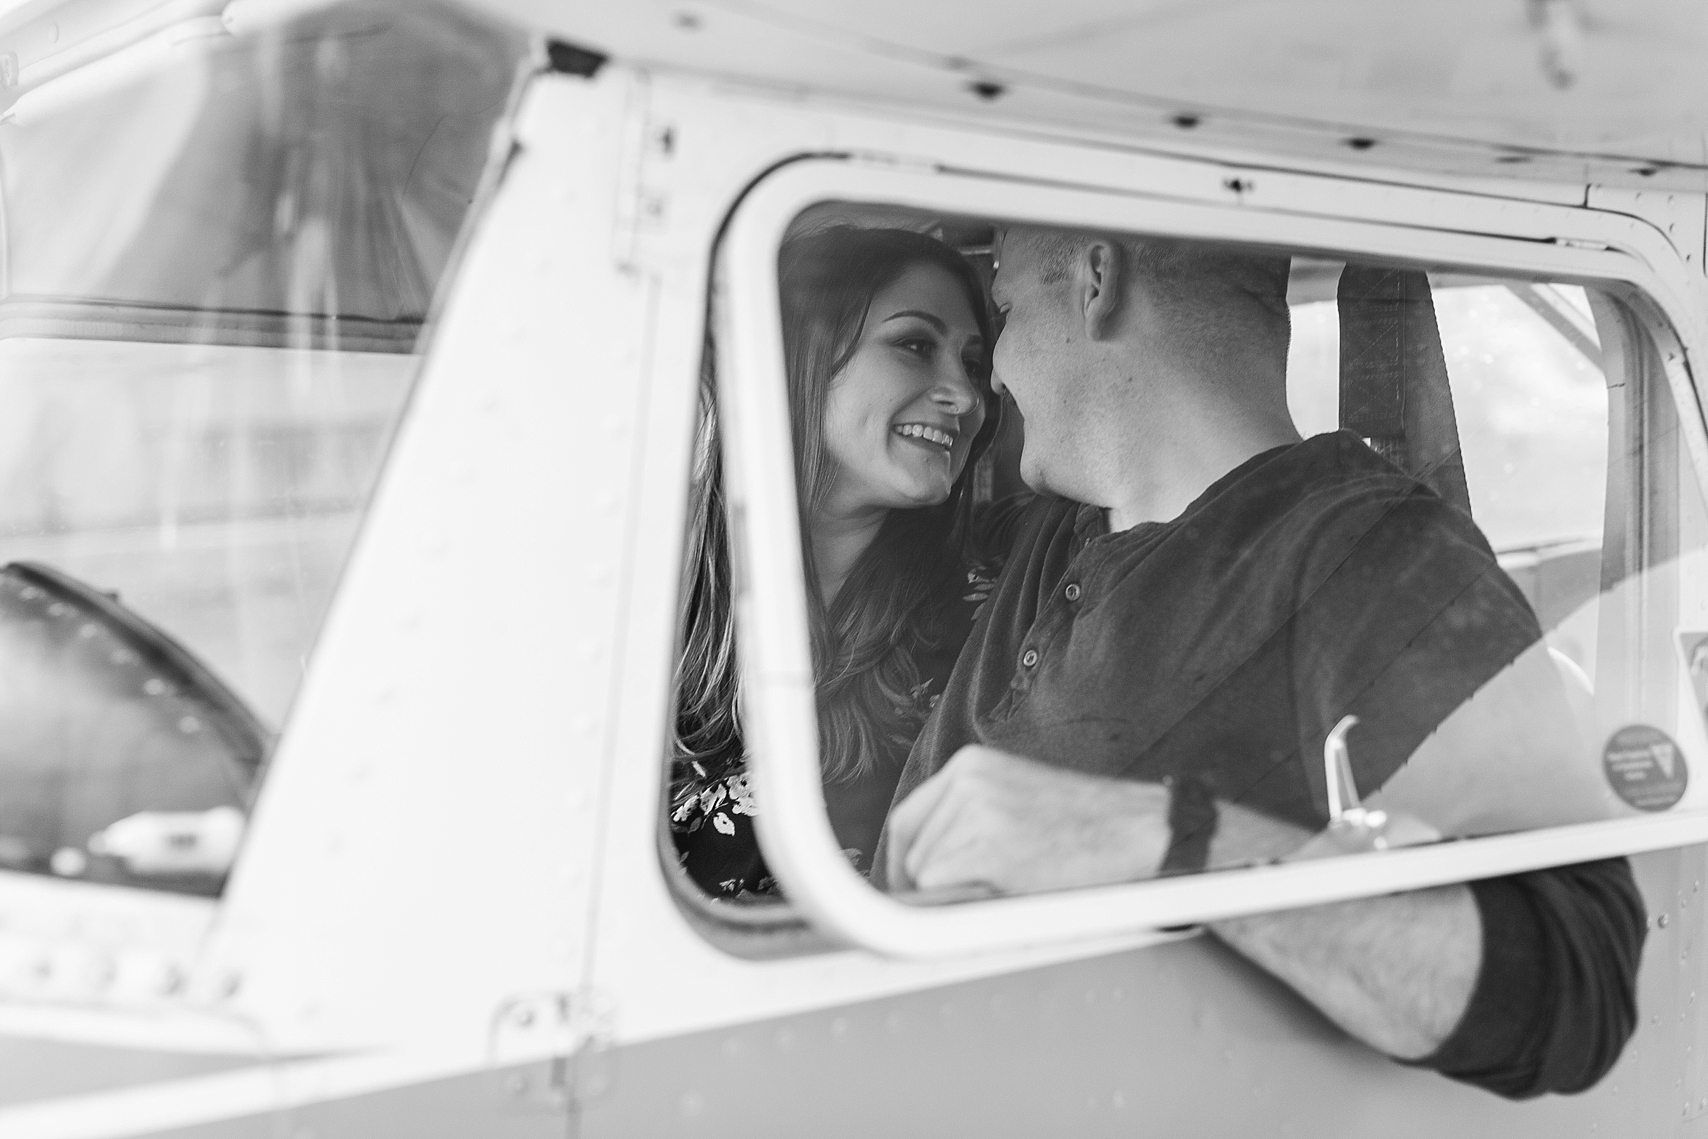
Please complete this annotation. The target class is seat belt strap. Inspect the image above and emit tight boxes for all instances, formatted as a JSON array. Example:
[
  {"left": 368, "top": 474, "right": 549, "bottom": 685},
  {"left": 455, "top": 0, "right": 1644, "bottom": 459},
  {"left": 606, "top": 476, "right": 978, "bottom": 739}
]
[{"left": 1337, "top": 265, "right": 1473, "bottom": 514}]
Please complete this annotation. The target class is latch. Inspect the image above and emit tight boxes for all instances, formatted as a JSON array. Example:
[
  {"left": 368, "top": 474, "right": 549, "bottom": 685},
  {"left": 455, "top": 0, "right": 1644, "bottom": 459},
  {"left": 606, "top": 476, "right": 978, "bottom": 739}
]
[{"left": 1322, "top": 715, "right": 1440, "bottom": 853}]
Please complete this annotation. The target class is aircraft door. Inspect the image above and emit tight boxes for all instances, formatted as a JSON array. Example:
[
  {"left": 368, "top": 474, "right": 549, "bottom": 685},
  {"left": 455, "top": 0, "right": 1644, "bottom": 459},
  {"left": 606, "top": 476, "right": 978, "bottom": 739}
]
[{"left": 585, "top": 87, "right": 1708, "bottom": 1134}]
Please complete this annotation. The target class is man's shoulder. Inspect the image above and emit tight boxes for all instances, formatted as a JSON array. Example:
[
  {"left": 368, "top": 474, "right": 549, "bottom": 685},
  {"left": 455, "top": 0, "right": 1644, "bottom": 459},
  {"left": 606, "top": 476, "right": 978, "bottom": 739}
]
[
  {"left": 1241, "top": 431, "right": 1491, "bottom": 555},
  {"left": 1253, "top": 430, "right": 1425, "bottom": 501}
]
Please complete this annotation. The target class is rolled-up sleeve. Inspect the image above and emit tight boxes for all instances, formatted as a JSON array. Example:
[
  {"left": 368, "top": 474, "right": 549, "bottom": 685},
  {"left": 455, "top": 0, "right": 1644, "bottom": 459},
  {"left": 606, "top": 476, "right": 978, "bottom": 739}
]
[{"left": 1408, "top": 858, "right": 1645, "bottom": 1098}]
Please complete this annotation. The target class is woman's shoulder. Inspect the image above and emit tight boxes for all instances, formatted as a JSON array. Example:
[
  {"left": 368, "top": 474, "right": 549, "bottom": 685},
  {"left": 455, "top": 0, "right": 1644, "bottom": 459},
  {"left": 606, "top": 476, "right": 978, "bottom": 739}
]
[{"left": 912, "top": 552, "right": 1002, "bottom": 695}]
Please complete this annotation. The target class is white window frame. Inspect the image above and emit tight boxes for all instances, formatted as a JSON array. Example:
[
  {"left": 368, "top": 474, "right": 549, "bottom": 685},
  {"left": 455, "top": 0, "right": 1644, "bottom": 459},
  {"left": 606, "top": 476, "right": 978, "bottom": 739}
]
[{"left": 716, "top": 154, "right": 1708, "bottom": 960}]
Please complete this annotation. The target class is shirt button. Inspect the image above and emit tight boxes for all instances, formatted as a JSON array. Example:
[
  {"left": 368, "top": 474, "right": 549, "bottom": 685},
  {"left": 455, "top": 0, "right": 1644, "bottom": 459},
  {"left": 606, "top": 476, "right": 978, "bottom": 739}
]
[
  {"left": 1021, "top": 649, "right": 1039, "bottom": 668},
  {"left": 1064, "top": 583, "right": 1082, "bottom": 602}
]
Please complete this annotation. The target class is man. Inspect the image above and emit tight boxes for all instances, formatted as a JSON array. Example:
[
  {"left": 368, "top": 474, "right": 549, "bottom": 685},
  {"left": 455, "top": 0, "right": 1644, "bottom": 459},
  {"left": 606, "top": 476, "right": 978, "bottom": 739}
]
[{"left": 877, "top": 228, "right": 1645, "bottom": 1098}]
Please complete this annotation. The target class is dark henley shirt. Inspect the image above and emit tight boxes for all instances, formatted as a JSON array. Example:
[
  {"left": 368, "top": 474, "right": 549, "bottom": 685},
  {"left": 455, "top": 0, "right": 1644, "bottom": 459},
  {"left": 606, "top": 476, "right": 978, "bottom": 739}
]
[{"left": 884, "top": 430, "right": 1644, "bottom": 1098}]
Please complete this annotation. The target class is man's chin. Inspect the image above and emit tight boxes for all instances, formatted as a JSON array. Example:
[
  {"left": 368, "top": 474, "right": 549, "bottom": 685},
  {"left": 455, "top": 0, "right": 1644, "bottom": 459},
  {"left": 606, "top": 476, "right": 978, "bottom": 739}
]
[{"left": 1018, "top": 457, "right": 1052, "bottom": 496}]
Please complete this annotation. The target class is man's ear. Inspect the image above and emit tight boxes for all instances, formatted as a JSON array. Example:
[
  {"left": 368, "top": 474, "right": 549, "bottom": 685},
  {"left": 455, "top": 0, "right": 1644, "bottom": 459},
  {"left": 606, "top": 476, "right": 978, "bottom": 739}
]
[{"left": 1081, "top": 240, "right": 1124, "bottom": 340}]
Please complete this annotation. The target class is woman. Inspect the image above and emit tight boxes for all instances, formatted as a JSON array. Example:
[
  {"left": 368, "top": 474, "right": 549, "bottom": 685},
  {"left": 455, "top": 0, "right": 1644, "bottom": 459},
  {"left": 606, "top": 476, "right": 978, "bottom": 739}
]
[{"left": 669, "top": 226, "right": 1001, "bottom": 898}]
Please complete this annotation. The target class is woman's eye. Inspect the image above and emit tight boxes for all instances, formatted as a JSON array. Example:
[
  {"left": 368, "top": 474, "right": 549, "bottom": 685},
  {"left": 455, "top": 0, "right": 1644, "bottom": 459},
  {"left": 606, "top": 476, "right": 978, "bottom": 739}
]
[{"left": 897, "top": 337, "right": 935, "bottom": 358}]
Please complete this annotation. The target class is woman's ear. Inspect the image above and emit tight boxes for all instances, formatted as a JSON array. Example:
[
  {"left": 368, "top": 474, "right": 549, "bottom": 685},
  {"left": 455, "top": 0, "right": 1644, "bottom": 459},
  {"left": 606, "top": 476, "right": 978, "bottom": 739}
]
[{"left": 1081, "top": 240, "right": 1124, "bottom": 340}]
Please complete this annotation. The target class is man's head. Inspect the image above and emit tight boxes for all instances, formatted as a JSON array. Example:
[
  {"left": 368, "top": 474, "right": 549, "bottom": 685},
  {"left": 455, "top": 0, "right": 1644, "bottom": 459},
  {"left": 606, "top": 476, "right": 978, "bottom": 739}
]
[{"left": 989, "top": 224, "right": 1293, "bottom": 505}]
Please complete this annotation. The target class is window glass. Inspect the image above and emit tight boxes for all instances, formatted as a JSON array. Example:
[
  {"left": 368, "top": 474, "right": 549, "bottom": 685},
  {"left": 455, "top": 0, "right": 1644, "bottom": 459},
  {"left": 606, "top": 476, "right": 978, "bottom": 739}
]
[
  {"left": 0, "top": 1, "right": 526, "bottom": 894},
  {"left": 681, "top": 202, "right": 1708, "bottom": 913}
]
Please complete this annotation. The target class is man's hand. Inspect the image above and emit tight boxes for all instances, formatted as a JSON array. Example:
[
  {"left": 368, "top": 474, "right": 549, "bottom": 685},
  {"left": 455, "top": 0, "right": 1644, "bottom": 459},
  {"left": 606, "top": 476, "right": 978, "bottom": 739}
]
[{"left": 886, "top": 744, "right": 1172, "bottom": 894}]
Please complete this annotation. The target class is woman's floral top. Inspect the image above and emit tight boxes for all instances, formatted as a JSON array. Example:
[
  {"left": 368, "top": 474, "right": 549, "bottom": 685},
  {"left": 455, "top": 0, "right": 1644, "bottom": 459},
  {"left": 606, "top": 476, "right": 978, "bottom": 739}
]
[{"left": 671, "top": 561, "right": 999, "bottom": 899}]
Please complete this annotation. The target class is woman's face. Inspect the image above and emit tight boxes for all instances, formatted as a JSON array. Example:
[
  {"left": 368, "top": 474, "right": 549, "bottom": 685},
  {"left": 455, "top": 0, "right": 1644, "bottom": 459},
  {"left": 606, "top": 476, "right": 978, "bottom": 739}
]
[{"left": 818, "top": 263, "right": 987, "bottom": 520}]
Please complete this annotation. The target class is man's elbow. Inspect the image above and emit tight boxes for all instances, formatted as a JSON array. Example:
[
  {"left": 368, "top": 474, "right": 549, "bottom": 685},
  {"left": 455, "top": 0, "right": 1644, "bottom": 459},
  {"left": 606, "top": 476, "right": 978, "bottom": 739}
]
[{"left": 1419, "top": 859, "right": 1645, "bottom": 1099}]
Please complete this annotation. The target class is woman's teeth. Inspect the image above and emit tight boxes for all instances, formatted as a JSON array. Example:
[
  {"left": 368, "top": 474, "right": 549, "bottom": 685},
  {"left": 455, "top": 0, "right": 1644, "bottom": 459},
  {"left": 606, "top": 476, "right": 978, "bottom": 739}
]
[{"left": 894, "top": 423, "right": 955, "bottom": 449}]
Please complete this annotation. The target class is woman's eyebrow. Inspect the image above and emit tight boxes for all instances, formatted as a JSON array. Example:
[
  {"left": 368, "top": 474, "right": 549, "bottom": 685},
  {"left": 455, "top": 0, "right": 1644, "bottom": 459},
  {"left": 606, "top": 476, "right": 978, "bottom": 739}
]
[{"left": 880, "top": 309, "right": 948, "bottom": 332}]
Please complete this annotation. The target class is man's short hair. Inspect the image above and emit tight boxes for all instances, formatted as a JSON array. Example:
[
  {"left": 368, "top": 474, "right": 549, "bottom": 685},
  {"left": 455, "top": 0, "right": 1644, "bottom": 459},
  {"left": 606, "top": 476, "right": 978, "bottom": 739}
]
[{"left": 1017, "top": 226, "right": 1290, "bottom": 316}]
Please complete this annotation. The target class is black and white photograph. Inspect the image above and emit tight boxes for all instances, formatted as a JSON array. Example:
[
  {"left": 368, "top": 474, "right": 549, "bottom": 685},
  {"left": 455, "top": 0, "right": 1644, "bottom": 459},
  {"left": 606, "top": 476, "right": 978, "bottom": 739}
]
[{"left": 0, "top": 1, "right": 1704, "bottom": 1135}]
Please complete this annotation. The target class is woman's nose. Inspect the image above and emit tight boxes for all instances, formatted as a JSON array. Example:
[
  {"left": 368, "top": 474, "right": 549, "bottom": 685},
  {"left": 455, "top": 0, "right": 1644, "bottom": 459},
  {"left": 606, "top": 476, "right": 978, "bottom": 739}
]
[{"left": 930, "top": 361, "right": 980, "bottom": 417}]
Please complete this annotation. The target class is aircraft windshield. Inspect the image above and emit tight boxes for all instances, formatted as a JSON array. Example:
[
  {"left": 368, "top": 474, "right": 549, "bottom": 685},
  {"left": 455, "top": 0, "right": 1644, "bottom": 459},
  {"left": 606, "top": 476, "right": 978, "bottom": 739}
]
[{"left": 0, "top": 0, "right": 527, "bottom": 894}]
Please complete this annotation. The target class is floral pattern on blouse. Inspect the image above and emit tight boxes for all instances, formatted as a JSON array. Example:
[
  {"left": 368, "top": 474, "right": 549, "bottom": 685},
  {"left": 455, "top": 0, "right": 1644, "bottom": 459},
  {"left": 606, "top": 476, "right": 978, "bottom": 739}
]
[{"left": 672, "top": 563, "right": 1000, "bottom": 898}]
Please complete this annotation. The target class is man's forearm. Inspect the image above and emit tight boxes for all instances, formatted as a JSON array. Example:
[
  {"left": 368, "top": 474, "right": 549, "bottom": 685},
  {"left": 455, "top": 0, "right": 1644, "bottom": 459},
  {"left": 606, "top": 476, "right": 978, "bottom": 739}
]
[
  {"left": 1211, "top": 885, "right": 1481, "bottom": 1058},
  {"left": 1205, "top": 804, "right": 1482, "bottom": 1059}
]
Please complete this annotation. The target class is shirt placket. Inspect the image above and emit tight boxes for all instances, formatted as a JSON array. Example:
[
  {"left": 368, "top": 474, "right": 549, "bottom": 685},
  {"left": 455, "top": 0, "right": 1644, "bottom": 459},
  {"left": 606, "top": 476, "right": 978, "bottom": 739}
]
[{"left": 1007, "top": 534, "right": 1112, "bottom": 703}]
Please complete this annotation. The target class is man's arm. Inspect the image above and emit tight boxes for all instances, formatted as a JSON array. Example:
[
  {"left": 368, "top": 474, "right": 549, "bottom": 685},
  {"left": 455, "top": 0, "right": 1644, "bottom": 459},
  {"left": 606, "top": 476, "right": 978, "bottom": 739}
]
[
  {"left": 889, "top": 749, "right": 1478, "bottom": 1057},
  {"left": 887, "top": 746, "right": 1644, "bottom": 1096},
  {"left": 1208, "top": 803, "right": 1480, "bottom": 1059},
  {"left": 1212, "top": 889, "right": 1481, "bottom": 1057},
  {"left": 885, "top": 745, "right": 1170, "bottom": 894}
]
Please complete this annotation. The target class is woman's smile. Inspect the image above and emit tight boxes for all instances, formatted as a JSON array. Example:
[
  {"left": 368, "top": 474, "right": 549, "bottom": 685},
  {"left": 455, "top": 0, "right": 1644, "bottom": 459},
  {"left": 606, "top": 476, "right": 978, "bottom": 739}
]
[{"left": 893, "top": 421, "right": 958, "bottom": 454}]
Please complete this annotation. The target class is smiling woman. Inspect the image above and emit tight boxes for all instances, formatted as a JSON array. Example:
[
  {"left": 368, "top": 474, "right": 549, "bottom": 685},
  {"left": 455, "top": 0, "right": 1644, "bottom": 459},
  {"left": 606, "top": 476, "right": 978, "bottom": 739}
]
[
  {"left": 816, "top": 263, "right": 989, "bottom": 596},
  {"left": 669, "top": 226, "right": 1001, "bottom": 898}
]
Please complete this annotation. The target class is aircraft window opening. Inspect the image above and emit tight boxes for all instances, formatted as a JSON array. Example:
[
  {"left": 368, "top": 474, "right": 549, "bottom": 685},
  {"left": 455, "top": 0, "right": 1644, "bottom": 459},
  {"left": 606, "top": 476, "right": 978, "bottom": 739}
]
[
  {"left": 0, "top": 1, "right": 529, "bottom": 897},
  {"left": 673, "top": 159, "right": 1708, "bottom": 963}
]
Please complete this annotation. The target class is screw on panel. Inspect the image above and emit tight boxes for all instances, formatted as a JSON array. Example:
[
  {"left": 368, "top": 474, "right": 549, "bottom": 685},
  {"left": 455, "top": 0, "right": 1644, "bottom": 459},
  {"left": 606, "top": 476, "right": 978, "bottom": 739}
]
[
  {"left": 84, "top": 955, "right": 115, "bottom": 991},
  {"left": 50, "top": 847, "right": 86, "bottom": 877}
]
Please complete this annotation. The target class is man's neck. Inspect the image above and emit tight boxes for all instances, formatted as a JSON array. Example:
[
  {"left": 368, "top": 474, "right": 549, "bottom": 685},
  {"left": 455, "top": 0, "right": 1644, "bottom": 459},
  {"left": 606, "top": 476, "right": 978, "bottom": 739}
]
[{"left": 1102, "top": 403, "right": 1301, "bottom": 532}]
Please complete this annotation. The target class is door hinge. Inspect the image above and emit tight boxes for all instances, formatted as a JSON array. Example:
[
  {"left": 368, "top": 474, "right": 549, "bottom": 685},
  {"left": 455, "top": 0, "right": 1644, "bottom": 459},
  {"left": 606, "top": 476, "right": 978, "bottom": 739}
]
[{"left": 488, "top": 988, "right": 615, "bottom": 1112}]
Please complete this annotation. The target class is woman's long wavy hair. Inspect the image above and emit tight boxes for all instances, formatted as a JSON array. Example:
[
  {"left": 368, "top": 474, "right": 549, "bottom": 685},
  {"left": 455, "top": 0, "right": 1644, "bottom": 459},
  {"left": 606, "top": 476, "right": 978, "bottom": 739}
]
[{"left": 674, "top": 226, "right": 998, "bottom": 792}]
